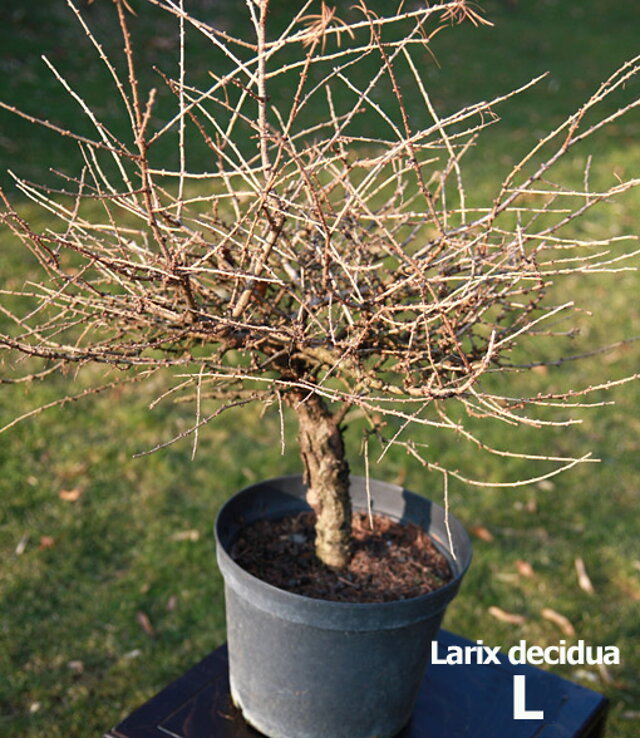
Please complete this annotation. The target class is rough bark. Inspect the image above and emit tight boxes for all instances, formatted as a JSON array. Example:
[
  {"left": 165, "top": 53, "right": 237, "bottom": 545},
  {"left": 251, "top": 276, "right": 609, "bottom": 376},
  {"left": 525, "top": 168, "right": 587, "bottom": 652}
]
[{"left": 290, "top": 392, "right": 352, "bottom": 569}]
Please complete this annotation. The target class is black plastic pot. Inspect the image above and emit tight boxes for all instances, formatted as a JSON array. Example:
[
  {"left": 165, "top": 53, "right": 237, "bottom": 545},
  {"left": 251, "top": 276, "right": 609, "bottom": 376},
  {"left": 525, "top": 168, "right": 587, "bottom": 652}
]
[{"left": 215, "top": 475, "right": 472, "bottom": 738}]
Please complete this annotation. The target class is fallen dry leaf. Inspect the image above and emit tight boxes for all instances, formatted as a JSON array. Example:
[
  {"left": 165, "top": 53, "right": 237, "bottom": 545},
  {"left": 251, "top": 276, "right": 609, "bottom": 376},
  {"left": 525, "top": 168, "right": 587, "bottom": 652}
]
[
  {"left": 597, "top": 662, "right": 613, "bottom": 685},
  {"left": 241, "top": 467, "right": 257, "bottom": 481},
  {"left": 621, "top": 711, "right": 640, "bottom": 720},
  {"left": 38, "top": 536, "right": 55, "bottom": 550},
  {"left": 574, "top": 668, "right": 599, "bottom": 684},
  {"left": 15, "top": 533, "right": 29, "bottom": 556},
  {"left": 167, "top": 595, "right": 178, "bottom": 612},
  {"left": 614, "top": 576, "right": 640, "bottom": 602},
  {"left": 59, "top": 488, "right": 83, "bottom": 502},
  {"left": 515, "top": 560, "right": 535, "bottom": 578},
  {"left": 495, "top": 573, "right": 519, "bottom": 584},
  {"left": 574, "top": 557, "right": 595, "bottom": 595},
  {"left": 136, "top": 611, "right": 155, "bottom": 638},
  {"left": 171, "top": 529, "right": 200, "bottom": 542},
  {"left": 513, "top": 499, "right": 537, "bottom": 514},
  {"left": 393, "top": 468, "right": 407, "bottom": 487},
  {"left": 541, "top": 607, "right": 576, "bottom": 636},
  {"left": 488, "top": 606, "right": 526, "bottom": 625},
  {"left": 67, "top": 660, "right": 84, "bottom": 674},
  {"left": 531, "top": 364, "right": 549, "bottom": 375},
  {"left": 468, "top": 525, "right": 494, "bottom": 542}
]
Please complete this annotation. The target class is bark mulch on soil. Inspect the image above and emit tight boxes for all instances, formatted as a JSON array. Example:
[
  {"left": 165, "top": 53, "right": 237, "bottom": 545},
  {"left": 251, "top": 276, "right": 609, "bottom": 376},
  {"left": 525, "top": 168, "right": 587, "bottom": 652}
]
[{"left": 230, "top": 511, "right": 453, "bottom": 603}]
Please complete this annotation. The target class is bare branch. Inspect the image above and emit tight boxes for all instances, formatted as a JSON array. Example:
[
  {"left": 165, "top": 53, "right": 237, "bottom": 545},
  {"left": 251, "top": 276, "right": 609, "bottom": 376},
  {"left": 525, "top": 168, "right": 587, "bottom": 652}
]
[{"left": 0, "top": 0, "right": 637, "bottom": 496}]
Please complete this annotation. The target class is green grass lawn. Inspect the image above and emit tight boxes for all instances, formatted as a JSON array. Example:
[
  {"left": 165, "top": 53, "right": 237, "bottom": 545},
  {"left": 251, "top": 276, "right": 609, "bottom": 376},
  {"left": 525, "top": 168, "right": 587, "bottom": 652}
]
[{"left": 1, "top": 2, "right": 639, "bottom": 736}]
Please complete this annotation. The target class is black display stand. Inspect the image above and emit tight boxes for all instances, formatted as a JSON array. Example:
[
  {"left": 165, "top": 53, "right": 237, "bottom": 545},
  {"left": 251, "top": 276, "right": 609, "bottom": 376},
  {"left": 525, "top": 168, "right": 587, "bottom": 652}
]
[{"left": 104, "top": 630, "right": 608, "bottom": 738}]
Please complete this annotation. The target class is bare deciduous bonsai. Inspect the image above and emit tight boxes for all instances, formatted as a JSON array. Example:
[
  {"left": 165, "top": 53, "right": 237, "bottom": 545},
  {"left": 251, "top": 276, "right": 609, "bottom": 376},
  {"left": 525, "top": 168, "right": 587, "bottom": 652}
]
[{"left": 1, "top": 0, "right": 638, "bottom": 569}]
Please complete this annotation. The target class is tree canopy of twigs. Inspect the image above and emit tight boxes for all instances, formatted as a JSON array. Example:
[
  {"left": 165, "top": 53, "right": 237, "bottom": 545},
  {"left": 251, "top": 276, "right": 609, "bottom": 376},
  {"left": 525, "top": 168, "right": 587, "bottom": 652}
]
[{"left": 0, "top": 0, "right": 639, "bottom": 565}]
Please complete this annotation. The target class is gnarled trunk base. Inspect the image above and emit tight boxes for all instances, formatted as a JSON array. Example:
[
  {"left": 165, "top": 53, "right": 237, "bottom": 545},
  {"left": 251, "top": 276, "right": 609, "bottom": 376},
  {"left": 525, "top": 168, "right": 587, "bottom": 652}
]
[{"left": 291, "top": 392, "right": 352, "bottom": 569}]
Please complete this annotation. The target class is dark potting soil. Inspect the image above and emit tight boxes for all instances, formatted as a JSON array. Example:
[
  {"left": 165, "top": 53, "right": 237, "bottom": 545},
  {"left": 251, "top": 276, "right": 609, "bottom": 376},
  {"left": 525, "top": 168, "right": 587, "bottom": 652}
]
[{"left": 230, "top": 511, "right": 453, "bottom": 603}]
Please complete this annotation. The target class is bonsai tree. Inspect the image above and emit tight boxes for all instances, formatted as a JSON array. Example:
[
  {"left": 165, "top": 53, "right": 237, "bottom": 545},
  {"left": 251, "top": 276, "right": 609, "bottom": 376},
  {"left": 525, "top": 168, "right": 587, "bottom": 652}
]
[{"left": 1, "top": 0, "right": 638, "bottom": 569}]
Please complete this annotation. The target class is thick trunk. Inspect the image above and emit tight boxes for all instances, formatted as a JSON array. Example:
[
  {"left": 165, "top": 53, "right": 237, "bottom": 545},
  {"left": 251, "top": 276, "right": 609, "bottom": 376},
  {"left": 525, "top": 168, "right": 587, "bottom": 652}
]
[{"left": 291, "top": 392, "right": 352, "bottom": 569}]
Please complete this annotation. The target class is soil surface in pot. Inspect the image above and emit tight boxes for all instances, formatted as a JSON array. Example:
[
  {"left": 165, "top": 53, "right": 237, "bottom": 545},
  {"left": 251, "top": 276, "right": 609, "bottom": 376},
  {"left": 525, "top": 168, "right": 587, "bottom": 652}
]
[{"left": 230, "top": 512, "right": 453, "bottom": 603}]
